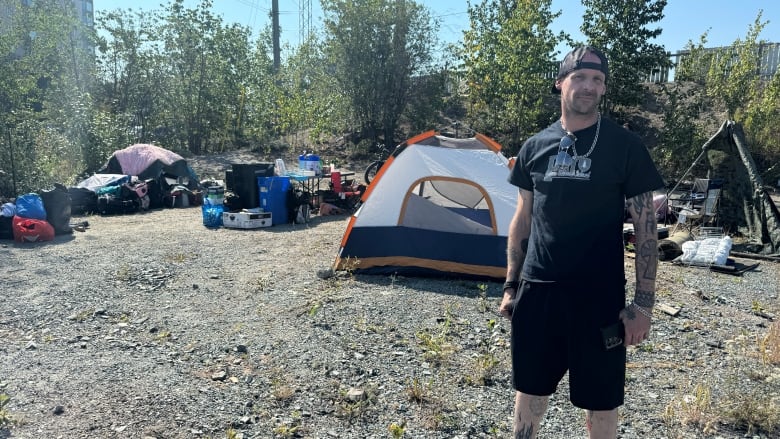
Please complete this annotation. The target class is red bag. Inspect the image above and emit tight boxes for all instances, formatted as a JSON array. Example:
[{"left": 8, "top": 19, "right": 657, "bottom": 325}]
[{"left": 12, "top": 215, "right": 55, "bottom": 243}]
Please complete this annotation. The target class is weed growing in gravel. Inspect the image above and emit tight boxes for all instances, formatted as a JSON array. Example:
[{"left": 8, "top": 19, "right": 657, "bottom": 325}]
[
  {"left": 271, "top": 380, "right": 295, "bottom": 404},
  {"left": 339, "top": 256, "right": 361, "bottom": 276},
  {"left": 0, "top": 393, "right": 18, "bottom": 426},
  {"left": 405, "top": 377, "right": 432, "bottom": 403},
  {"left": 760, "top": 320, "right": 780, "bottom": 365},
  {"left": 662, "top": 383, "right": 719, "bottom": 435},
  {"left": 465, "top": 352, "right": 500, "bottom": 386},
  {"left": 415, "top": 329, "right": 455, "bottom": 364},
  {"left": 250, "top": 275, "right": 273, "bottom": 293},
  {"left": 273, "top": 413, "right": 302, "bottom": 437},
  {"left": 476, "top": 283, "right": 489, "bottom": 313},
  {"left": 115, "top": 264, "right": 131, "bottom": 281},
  {"left": 353, "top": 315, "right": 385, "bottom": 333},
  {"left": 154, "top": 330, "right": 171, "bottom": 341},
  {"left": 334, "top": 386, "right": 377, "bottom": 423},
  {"left": 656, "top": 286, "right": 673, "bottom": 298},
  {"left": 388, "top": 421, "right": 406, "bottom": 438},
  {"left": 720, "top": 384, "right": 780, "bottom": 436},
  {"left": 464, "top": 319, "right": 502, "bottom": 386},
  {"left": 72, "top": 308, "right": 94, "bottom": 323}
]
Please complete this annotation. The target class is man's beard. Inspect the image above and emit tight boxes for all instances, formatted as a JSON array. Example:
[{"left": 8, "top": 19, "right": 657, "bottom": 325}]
[{"left": 565, "top": 93, "right": 601, "bottom": 116}]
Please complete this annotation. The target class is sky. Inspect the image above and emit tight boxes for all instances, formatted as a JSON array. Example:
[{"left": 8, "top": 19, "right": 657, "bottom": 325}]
[{"left": 94, "top": 0, "right": 780, "bottom": 56}]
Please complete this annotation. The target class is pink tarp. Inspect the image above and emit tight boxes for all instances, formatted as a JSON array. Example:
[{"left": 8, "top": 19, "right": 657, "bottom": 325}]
[{"left": 112, "top": 144, "right": 185, "bottom": 177}]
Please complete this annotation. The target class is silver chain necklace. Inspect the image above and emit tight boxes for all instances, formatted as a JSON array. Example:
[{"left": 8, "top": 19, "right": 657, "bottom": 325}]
[{"left": 560, "top": 112, "right": 601, "bottom": 159}]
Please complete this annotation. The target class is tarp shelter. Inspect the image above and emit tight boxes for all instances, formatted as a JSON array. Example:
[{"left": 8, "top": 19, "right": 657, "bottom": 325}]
[
  {"left": 99, "top": 144, "right": 199, "bottom": 189},
  {"left": 692, "top": 120, "right": 780, "bottom": 255},
  {"left": 333, "top": 131, "right": 516, "bottom": 279}
]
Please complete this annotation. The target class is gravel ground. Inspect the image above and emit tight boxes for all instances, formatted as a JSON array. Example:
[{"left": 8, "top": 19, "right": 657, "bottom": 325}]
[
  {"left": 1, "top": 206, "right": 779, "bottom": 439},
  {"left": 1, "top": 154, "right": 780, "bottom": 438}
]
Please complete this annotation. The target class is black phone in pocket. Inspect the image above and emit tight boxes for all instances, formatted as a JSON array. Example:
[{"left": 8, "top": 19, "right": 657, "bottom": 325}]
[{"left": 600, "top": 322, "right": 625, "bottom": 350}]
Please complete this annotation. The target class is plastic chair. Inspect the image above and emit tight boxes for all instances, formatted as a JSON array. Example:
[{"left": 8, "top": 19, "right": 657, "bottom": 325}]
[{"left": 330, "top": 171, "right": 361, "bottom": 209}]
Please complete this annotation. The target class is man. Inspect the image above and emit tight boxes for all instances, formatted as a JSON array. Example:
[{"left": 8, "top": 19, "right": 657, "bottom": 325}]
[{"left": 499, "top": 46, "right": 664, "bottom": 439}]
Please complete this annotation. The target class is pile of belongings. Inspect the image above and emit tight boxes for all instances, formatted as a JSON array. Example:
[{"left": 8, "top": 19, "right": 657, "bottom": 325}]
[
  {"left": 70, "top": 143, "right": 202, "bottom": 215},
  {"left": 72, "top": 174, "right": 157, "bottom": 215},
  {"left": 0, "top": 184, "right": 75, "bottom": 242}
]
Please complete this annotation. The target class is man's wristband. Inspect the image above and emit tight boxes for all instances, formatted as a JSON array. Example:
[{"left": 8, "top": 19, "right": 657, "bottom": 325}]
[{"left": 503, "top": 280, "right": 520, "bottom": 292}]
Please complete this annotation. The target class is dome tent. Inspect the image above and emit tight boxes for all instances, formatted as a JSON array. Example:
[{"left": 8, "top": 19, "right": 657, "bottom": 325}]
[
  {"left": 333, "top": 131, "right": 516, "bottom": 280},
  {"left": 99, "top": 143, "right": 199, "bottom": 190}
]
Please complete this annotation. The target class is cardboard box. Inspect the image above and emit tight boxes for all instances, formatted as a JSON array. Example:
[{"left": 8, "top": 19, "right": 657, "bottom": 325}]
[{"left": 222, "top": 211, "right": 272, "bottom": 229}]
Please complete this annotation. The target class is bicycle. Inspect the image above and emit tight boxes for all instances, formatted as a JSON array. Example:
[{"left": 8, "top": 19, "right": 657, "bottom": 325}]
[{"left": 364, "top": 143, "right": 390, "bottom": 185}]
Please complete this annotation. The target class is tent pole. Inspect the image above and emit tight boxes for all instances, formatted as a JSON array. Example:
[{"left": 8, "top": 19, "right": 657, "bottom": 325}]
[{"left": 661, "top": 147, "right": 708, "bottom": 225}]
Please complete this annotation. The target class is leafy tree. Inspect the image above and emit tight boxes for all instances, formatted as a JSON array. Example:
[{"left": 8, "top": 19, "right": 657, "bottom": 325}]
[
  {"left": 704, "top": 13, "right": 766, "bottom": 120},
  {"left": 93, "top": 7, "right": 164, "bottom": 159},
  {"left": 675, "top": 34, "right": 716, "bottom": 84},
  {"left": 673, "top": 12, "right": 779, "bottom": 182},
  {"left": 274, "top": 34, "right": 347, "bottom": 151},
  {"left": 0, "top": 0, "right": 94, "bottom": 194},
  {"left": 157, "top": 0, "right": 256, "bottom": 154},
  {"left": 462, "top": 0, "right": 562, "bottom": 150},
  {"left": 322, "top": 0, "right": 438, "bottom": 147},
  {"left": 581, "top": 0, "right": 670, "bottom": 113}
]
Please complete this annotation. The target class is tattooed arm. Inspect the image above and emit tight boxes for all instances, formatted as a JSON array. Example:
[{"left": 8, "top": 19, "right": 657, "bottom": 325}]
[
  {"left": 499, "top": 188, "right": 533, "bottom": 318},
  {"left": 621, "top": 191, "right": 658, "bottom": 345}
]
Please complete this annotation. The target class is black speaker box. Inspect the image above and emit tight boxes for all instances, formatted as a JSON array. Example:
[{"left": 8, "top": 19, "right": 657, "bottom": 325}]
[
  {"left": 225, "top": 169, "right": 234, "bottom": 190},
  {"left": 230, "top": 163, "right": 275, "bottom": 209}
]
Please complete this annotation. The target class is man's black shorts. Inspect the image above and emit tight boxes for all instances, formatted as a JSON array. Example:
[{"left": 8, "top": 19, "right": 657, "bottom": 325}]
[{"left": 510, "top": 279, "right": 627, "bottom": 410}]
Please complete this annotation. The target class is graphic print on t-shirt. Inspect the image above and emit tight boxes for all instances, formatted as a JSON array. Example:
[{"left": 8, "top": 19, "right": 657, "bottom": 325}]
[{"left": 543, "top": 154, "right": 592, "bottom": 181}]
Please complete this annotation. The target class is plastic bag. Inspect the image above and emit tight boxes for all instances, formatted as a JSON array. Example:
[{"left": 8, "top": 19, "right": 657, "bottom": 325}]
[{"left": 15, "top": 193, "right": 47, "bottom": 220}]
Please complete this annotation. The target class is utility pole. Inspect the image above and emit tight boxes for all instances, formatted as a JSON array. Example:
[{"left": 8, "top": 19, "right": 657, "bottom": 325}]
[{"left": 272, "top": 0, "right": 280, "bottom": 72}]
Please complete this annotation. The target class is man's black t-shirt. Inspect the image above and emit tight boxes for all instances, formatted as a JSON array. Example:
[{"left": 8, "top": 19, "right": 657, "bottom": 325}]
[{"left": 508, "top": 116, "right": 664, "bottom": 283}]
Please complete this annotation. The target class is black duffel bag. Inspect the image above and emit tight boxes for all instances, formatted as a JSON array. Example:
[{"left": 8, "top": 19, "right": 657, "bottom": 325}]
[{"left": 40, "top": 183, "right": 72, "bottom": 235}]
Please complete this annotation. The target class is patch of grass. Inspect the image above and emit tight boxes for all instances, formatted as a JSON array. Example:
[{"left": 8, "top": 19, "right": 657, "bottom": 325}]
[
  {"left": 662, "top": 383, "right": 719, "bottom": 435},
  {"left": 760, "top": 320, "right": 780, "bottom": 365},
  {"left": 720, "top": 387, "right": 780, "bottom": 436}
]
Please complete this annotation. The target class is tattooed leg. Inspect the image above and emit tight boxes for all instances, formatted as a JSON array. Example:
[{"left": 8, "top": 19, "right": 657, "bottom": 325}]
[{"left": 513, "top": 391, "right": 548, "bottom": 438}]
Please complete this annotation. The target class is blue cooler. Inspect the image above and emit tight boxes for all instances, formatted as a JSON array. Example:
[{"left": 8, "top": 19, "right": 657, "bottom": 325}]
[{"left": 257, "top": 176, "right": 291, "bottom": 225}]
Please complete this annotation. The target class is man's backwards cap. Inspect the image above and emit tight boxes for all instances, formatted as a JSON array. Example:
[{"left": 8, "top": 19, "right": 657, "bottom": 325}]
[{"left": 551, "top": 46, "right": 609, "bottom": 94}]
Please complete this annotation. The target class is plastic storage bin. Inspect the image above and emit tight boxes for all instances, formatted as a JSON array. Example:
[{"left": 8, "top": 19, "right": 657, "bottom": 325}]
[{"left": 257, "top": 176, "right": 291, "bottom": 225}]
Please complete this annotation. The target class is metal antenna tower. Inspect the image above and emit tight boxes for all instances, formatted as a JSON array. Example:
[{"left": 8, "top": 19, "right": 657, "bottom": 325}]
[{"left": 299, "top": 0, "right": 312, "bottom": 44}]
